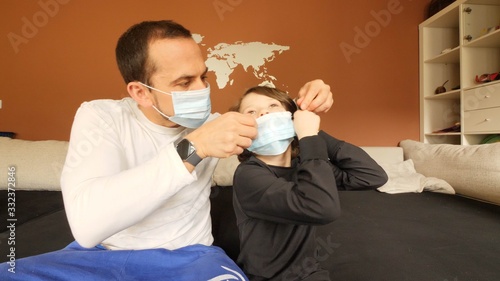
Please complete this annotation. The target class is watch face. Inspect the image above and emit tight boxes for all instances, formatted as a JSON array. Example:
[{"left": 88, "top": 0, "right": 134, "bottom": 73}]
[{"left": 176, "top": 139, "right": 193, "bottom": 159}]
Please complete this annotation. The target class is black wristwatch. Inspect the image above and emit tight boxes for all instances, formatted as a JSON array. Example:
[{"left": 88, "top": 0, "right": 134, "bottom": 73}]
[{"left": 176, "top": 139, "right": 203, "bottom": 167}]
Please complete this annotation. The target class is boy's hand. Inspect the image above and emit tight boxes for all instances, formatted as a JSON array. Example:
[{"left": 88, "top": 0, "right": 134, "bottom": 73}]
[{"left": 293, "top": 110, "right": 320, "bottom": 140}]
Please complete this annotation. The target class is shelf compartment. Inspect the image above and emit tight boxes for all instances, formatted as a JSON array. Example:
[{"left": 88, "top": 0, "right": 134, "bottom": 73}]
[
  {"left": 463, "top": 133, "right": 492, "bottom": 145},
  {"left": 462, "top": 79, "right": 500, "bottom": 91},
  {"left": 421, "top": 27, "right": 460, "bottom": 60},
  {"left": 422, "top": 63, "right": 461, "bottom": 98},
  {"left": 465, "top": 0, "right": 500, "bottom": 5},
  {"left": 423, "top": 134, "right": 461, "bottom": 144},
  {"left": 422, "top": 99, "right": 461, "bottom": 134},
  {"left": 425, "top": 4, "right": 460, "bottom": 28},
  {"left": 464, "top": 29, "right": 500, "bottom": 47},
  {"left": 425, "top": 132, "right": 461, "bottom": 136},
  {"left": 461, "top": 47, "right": 500, "bottom": 88},
  {"left": 425, "top": 89, "right": 461, "bottom": 100},
  {"left": 424, "top": 46, "right": 460, "bottom": 63},
  {"left": 462, "top": 3, "right": 500, "bottom": 45}
]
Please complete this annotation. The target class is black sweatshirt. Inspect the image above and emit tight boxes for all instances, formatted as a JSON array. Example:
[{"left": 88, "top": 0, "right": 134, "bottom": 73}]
[{"left": 232, "top": 131, "right": 388, "bottom": 280}]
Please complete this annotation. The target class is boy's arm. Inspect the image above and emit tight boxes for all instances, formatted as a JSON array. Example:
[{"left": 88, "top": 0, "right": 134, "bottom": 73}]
[{"left": 318, "top": 131, "right": 388, "bottom": 190}]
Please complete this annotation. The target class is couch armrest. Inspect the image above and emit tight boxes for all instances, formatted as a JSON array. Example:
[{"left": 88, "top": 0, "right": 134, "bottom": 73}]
[{"left": 0, "top": 138, "right": 69, "bottom": 191}]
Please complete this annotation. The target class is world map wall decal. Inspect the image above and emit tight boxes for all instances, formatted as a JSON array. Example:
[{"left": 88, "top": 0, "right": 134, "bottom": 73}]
[{"left": 193, "top": 34, "right": 290, "bottom": 89}]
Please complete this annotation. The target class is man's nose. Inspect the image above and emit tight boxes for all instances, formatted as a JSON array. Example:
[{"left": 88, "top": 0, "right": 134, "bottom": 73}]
[{"left": 192, "top": 78, "right": 208, "bottom": 90}]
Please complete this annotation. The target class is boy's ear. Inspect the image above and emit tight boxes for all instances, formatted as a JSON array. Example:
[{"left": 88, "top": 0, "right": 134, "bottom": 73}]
[{"left": 127, "top": 82, "right": 153, "bottom": 107}]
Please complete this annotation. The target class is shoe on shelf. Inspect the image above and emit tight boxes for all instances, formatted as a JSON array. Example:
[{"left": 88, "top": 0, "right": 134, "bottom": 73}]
[
  {"left": 475, "top": 72, "right": 500, "bottom": 83},
  {"left": 432, "top": 122, "right": 461, "bottom": 133}
]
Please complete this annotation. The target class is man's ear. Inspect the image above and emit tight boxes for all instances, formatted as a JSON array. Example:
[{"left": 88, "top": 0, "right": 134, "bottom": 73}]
[{"left": 127, "top": 82, "right": 153, "bottom": 107}]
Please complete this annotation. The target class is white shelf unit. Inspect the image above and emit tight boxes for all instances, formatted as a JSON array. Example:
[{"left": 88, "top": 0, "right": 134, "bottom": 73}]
[{"left": 419, "top": 0, "right": 500, "bottom": 145}]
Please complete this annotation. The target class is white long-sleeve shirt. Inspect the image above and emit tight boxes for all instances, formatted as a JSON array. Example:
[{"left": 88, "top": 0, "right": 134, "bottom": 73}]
[{"left": 60, "top": 98, "right": 219, "bottom": 250}]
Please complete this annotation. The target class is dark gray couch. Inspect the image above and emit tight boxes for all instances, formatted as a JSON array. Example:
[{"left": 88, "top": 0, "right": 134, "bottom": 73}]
[{"left": 2, "top": 187, "right": 500, "bottom": 281}]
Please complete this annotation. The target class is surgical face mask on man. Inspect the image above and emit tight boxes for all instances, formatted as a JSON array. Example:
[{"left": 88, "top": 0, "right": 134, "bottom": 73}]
[
  {"left": 247, "top": 111, "right": 296, "bottom": 156},
  {"left": 139, "top": 82, "right": 211, "bottom": 128}
]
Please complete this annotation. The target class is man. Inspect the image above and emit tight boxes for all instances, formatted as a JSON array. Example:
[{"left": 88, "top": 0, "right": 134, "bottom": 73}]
[{"left": 0, "top": 20, "right": 333, "bottom": 280}]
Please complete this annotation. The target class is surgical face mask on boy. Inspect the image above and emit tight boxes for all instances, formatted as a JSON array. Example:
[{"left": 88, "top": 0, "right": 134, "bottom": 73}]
[
  {"left": 139, "top": 82, "right": 211, "bottom": 128},
  {"left": 247, "top": 111, "right": 296, "bottom": 156}
]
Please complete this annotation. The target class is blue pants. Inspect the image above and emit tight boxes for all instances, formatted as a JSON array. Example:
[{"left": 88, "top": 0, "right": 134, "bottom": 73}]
[{"left": 0, "top": 241, "right": 248, "bottom": 281}]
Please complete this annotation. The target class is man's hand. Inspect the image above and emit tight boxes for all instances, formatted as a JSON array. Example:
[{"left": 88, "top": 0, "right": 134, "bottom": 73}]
[
  {"left": 296, "top": 79, "right": 334, "bottom": 113},
  {"left": 186, "top": 112, "right": 257, "bottom": 159}
]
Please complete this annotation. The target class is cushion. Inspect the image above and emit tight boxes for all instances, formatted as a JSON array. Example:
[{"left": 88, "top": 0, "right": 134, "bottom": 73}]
[
  {"left": 360, "top": 146, "right": 403, "bottom": 164},
  {"left": 399, "top": 139, "right": 500, "bottom": 205},
  {"left": 212, "top": 155, "right": 240, "bottom": 187},
  {"left": 0, "top": 138, "right": 69, "bottom": 191}
]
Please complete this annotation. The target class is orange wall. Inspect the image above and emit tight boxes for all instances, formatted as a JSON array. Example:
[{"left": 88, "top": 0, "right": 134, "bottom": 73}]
[{"left": 0, "top": 0, "right": 428, "bottom": 146}]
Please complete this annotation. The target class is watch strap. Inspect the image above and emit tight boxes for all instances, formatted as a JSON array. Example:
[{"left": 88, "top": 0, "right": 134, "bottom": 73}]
[
  {"left": 185, "top": 151, "right": 203, "bottom": 167},
  {"left": 176, "top": 138, "right": 203, "bottom": 167}
]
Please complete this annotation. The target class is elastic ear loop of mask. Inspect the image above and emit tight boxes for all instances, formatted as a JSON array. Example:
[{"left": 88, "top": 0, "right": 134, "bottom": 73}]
[
  {"left": 138, "top": 82, "right": 172, "bottom": 96},
  {"left": 138, "top": 82, "right": 173, "bottom": 119}
]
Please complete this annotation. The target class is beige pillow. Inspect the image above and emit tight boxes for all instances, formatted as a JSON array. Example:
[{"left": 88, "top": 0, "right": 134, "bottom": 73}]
[
  {"left": 0, "top": 138, "right": 69, "bottom": 191},
  {"left": 212, "top": 155, "right": 240, "bottom": 187},
  {"left": 399, "top": 139, "right": 500, "bottom": 205},
  {"left": 377, "top": 159, "right": 454, "bottom": 194}
]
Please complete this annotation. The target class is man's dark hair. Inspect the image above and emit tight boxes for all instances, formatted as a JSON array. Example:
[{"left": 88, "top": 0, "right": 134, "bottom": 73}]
[{"left": 115, "top": 20, "right": 192, "bottom": 84}]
